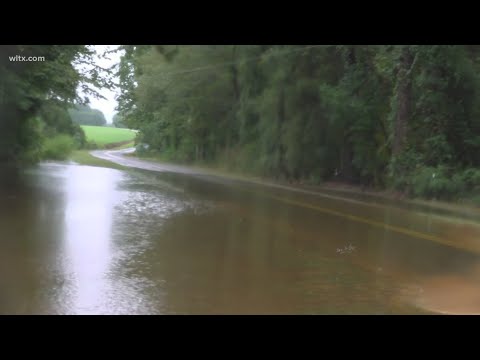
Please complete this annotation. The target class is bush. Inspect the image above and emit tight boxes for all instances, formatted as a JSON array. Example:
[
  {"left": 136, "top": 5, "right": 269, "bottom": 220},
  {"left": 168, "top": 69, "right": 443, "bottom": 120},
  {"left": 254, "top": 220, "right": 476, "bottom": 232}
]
[
  {"left": 135, "top": 143, "right": 150, "bottom": 156},
  {"left": 389, "top": 149, "right": 423, "bottom": 191},
  {"left": 41, "top": 135, "right": 75, "bottom": 160},
  {"left": 461, "top": 168, "right": 480, "bottom": 191},
  {"left": 392, "top": 166, "right": 480, "bottom": 200},
  {"left": 84, "top": 141, "right": 100, "bottom": 150},
  {"left": 410, "top": 166, "right": 464, "bottom": 199},
  {"left": 72, "top": 123, "right": 86, "bottom": 148}
]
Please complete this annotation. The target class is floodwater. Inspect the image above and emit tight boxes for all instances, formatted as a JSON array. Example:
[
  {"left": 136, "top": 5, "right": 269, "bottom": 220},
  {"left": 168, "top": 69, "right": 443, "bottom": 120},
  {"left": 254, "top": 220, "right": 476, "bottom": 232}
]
[{"left": 2, "top": 157, "right": 480, "bottom": 314}]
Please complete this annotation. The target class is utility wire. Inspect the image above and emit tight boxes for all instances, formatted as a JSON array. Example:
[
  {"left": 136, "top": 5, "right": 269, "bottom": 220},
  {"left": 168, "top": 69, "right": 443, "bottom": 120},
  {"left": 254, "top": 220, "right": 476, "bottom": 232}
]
[{"left": 158, "top": 45, "right": 325, "bottom": 77}]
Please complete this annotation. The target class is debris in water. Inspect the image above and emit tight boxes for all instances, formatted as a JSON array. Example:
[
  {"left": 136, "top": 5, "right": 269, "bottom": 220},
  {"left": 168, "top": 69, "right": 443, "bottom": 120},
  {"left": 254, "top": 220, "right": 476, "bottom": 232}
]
[{"left": 336, "top": 243, "right": 356, "bottom": 255}]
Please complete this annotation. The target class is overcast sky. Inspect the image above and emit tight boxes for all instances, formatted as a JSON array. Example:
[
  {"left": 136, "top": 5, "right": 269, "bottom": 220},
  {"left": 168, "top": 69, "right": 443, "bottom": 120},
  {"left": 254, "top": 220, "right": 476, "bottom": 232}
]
[{"left": 78, "top": 45, "right": 122, "bottom": 123}]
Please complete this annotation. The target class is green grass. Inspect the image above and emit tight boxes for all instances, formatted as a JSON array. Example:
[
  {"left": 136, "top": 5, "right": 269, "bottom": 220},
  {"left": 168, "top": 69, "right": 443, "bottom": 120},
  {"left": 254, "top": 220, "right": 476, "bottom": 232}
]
[
  {"left": 114, "top": 141, "right": 135, "bottom": 150},
  {"left": 81, "top": 126, "right": 136, "bottom": 146},
  {"left": 70, "top": 150, "right": 126, "bottom": 170}
]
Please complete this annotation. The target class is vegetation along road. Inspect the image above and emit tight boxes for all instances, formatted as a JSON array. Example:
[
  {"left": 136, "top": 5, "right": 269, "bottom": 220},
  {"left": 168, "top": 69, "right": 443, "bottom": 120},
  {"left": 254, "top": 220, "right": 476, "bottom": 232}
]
[{"left": 4, "top": 45, "right": 480, "bottom": 314}]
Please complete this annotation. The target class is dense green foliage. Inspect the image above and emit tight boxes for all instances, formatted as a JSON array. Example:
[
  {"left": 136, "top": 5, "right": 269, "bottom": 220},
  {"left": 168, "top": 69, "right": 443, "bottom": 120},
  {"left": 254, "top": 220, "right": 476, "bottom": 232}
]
[
  {"left": 35, "top": 101, "right": 86, "bottom": 160},
  {"left": 0, "top": 45, "right": 113, "bottom": 164},
  {"left": 68, "top": 104, "right": 107, "bottom": 126},
  {"left": 41, "top": 134, "right": 75, "bottom": 160},
  {"left": 39, "top": 101, "right": 86, "bottom": 147},
  {"left": 117, "top": 45, "right": 480, "bottom": 200}
]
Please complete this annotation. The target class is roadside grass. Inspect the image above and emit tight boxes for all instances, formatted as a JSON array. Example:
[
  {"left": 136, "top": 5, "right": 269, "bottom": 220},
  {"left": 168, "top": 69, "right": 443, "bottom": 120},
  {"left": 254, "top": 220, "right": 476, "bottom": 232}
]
[
  {"left": 112, "top": 141, "right": 135, "bottom": 150},
  {"left": 69, "top": 141, "right": 134, "bottom": 170},
  {"left": 134, "top": 152, "right": 480, "bottom": 218},
  {"left": 70, "top": 150, "right": 126, "bottom": 170}
]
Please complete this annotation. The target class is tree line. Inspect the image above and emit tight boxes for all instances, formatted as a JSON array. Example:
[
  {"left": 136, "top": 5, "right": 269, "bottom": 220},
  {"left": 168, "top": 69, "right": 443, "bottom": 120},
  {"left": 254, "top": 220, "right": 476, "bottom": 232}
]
[
  {"left": 69, "top": 104, "right": 107, "bottom": 126},
  {"left": 3, "top": 45, "right": 480, "bottom": 201},
  {"left": 116, "top": 45, "right": 480, "bottom": 200}
]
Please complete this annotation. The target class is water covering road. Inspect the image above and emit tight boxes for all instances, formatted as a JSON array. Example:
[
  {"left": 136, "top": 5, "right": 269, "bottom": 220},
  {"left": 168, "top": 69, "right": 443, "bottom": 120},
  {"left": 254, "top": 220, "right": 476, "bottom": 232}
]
[{"left": 1, "top": 148, "right": 480, "bottom": 314}]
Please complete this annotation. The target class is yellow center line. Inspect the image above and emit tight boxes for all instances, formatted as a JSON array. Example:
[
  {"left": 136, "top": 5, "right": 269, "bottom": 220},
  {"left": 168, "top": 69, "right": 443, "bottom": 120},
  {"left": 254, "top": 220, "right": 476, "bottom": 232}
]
[{"left": 266, "top": 194, "right": 479, "bottom": 254}]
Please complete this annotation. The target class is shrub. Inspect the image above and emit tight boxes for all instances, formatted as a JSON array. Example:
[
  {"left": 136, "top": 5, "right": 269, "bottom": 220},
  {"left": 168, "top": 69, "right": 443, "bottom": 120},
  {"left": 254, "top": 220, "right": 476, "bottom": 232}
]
[
  {"left": 461, "top": 168, "right": 480, "bottom": 191},
  {"left": 72, "top": 123, "right": 86, "bottom": 148},
  {"left": 410, "top": 166, "right": 464, "bottom": 199},
  {"left": 85, "top": 141, "right": 99, "bottom": 150},
  {"left": 41, "top": 135, "right": 75, "bottom": 160}
]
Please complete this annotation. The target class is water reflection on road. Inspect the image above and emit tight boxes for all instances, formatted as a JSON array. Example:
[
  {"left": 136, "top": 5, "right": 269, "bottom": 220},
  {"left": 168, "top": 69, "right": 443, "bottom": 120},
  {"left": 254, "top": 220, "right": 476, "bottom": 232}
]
[{"left": 2, "top": 162, "right": 480, "bottom": 314}]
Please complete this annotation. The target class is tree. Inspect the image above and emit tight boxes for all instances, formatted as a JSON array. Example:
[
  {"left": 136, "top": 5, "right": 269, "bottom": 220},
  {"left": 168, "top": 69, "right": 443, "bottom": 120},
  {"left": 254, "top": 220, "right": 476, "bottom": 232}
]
[
  {"left": 116, "top": 45, "right": 480, "bottom": 198},
  {"left": 0, "top": 45, "right": 113, "bottom": 164}
]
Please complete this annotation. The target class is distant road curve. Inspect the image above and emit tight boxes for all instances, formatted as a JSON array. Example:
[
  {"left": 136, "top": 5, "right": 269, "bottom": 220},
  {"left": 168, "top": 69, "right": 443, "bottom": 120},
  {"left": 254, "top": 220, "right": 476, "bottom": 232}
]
[{"left": 90, "top": 148, "right": 209, "bottom": 175}]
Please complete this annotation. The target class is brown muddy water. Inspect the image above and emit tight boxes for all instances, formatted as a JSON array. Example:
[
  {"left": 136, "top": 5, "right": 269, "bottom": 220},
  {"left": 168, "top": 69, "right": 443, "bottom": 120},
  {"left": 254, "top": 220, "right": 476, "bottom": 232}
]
[{"left": 2, "top": 161, "right": 480, "bottom": 314}]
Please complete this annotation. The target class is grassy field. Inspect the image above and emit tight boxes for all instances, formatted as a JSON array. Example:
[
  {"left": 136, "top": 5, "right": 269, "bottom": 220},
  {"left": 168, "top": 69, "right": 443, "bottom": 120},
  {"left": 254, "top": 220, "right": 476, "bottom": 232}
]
[{"left": 81, "top": 126, "right": 136, "bottom": 146}]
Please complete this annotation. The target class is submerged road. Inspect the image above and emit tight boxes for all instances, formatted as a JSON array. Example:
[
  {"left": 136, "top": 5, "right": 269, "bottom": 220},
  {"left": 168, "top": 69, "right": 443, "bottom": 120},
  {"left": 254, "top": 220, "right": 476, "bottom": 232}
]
[
  {"left": 1, "top": 148, "right": 478, "bottom": 314},
  {"left": 92, "top": 148, "right": 480, "bottom": 314},
  {"left": 91, "top": 148, "right": 480, "bottom": 254}
]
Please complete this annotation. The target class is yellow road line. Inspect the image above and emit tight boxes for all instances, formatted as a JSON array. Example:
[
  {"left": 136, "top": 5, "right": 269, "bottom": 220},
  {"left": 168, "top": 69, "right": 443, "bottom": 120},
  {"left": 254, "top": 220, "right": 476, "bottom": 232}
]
[{"left": 266, "top": 194, "right": 479, "bottom": 254}]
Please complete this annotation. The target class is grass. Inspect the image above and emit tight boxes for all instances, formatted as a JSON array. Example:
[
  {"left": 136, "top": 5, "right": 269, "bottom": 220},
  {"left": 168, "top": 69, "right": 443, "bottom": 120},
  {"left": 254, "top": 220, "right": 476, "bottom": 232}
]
[
  {"left": 70, "top": 150, "right": 126, "bottom": 170},
  {"left": 81, "top": 126, "right": 136, "bottom": 146},
  {"left": 69, "top": 139, "right": 135, "bottom": 171},
  {"left": 113, "top": 141, "right": 135, "bottom": 150},
  {"left": 70, "top": 149, "right": 126, "bottom": 170},
  {"left": 134, "top": 152, "right": 480, "bottom": 219}
]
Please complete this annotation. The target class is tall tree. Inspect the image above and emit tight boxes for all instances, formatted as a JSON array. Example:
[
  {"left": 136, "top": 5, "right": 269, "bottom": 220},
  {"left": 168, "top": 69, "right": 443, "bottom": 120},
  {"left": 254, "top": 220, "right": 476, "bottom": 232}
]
[
  {"left": 117, "top": 45, "right": 480, "bottom": 198},
  {"left": 0, "top": 45, "right": 113, "bottom": 163}
]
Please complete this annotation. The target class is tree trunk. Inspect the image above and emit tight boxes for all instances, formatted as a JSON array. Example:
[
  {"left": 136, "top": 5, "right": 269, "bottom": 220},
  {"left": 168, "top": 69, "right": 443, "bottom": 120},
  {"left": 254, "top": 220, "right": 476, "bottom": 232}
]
[
  {"left": 340, "top": 142, "right": 354, "bottom": 182},
  {"left": 393, "top": 46, "right": 414, "bottom": 157},
  {"left": 226, "top": 45, "right": 240, "bottom": 159},
  {"left": 346, "top": 46, "right": 356, "bottom": 66},
  {"left": 0, "top": 106, "right": 21, "bottom": 164},
  {"left": 339, "top": 46, "right": 356, "bottom": 182},
  {"left": 277, "top": 86, "right": 288, "bottom": 178},
  {"left": 230, "top": 46, "right": 240, "bottom": 101}
]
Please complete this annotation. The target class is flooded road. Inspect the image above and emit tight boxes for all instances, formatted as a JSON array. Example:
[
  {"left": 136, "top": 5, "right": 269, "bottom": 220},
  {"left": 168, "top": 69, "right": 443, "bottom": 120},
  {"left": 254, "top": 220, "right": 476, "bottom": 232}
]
[{"left": 2, "top": 153, "right": 480, "bottom": 314}]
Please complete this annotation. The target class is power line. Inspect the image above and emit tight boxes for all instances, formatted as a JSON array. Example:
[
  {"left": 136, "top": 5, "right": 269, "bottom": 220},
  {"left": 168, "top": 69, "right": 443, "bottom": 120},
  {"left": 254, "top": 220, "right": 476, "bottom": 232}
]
[
  {"left": 126, "top": 45, "right": 327, "bottom": 103},
  {"left": 157, "top": 45, "right": 325, "bottom": 77}
]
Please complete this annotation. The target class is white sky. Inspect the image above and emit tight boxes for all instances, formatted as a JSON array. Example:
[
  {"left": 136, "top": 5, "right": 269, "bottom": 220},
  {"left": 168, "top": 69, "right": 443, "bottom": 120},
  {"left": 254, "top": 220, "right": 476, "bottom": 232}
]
[{"left": 78, "top": 45, "right": 122, "bottom": 123}]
